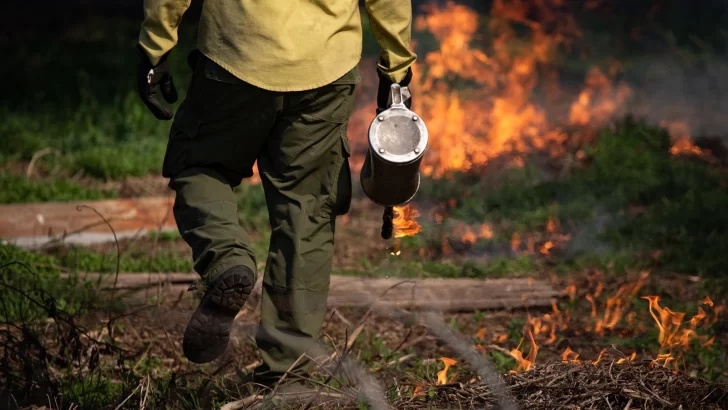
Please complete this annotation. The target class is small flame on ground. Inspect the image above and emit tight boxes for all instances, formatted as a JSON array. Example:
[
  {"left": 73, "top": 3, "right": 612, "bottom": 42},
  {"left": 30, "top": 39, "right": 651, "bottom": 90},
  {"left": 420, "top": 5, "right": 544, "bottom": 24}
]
[
  {"left": 493, "top": 334, "right": 508, "bottom": 344},
  {"left": 539, "top": 240, "right": 555, "bottom": 255},
  {"left": 703, "top": 296, "right": 714, "bottom": 307},
  {"left": 476, "top": 327, "right": 487, "bottom": 341},
  {"left": 592, "top": 348, "right": 607, "bottom": 365},
  {"left": 662, "top": 121, "right": 703, "bottom": 156},
  {"left": 510, "top": 232, "right": 521, "bottom": 252},
  {"left": 510, "top": 329, "right": 539, "bottom": 373},
  {"left": 412, "top": 385, "right": 425, "bottom": 398},
  {"left": 561, "top": 347, "right": 580, "bottom": 363},
  {"left": 437, "top": 357, "right": 457, "bottom": 384},
  {"left": 642, "top": 295, "right": 715, "bottom": 369},
  {"left": 564, "top": 282, "right": 577, "bottom": 301},
  {"left": 454, "top": 222, "right": 495, "bottom": 244},
  {"left": 593, "top": 272, "right": 649, "bottom": 335},
  {"left": 616, "top": 352, "right": 637, "bottom": 364}
]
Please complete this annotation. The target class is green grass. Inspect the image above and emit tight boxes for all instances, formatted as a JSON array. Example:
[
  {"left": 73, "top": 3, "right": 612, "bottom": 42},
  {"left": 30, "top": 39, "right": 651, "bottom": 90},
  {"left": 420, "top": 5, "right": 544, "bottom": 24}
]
[
  {"left": 51, "top": 243, "right": 193, "bottom": 274},
  {"left": 0, "top": 170, "right": 117, "bottom": 204},
  {"left": 420, "top": 117, "right": 728, "bottom": 277},
  {"left": 0, "top": 243, "right": 100, "bottom": 322},
  {"left": 0, "top": 17, "right": 197, "bottom": 180},
  {"left": 336, "top": 254, "right": 535, "bottom": 280}
]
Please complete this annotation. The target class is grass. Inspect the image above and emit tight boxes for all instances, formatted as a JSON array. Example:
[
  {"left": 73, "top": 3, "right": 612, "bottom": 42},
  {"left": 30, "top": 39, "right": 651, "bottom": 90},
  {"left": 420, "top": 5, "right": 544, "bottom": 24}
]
[
  {"left": 0, "top": 170, "right": 117, "bottom": 204},
  {"left": 0, "top": 23, "right": 189, "bottom": 179},
  {"left": 416, "top": 117, "right": 728, "bottom": 278},
  {"left": 0, "top": 243, "right": 100, "bottom": 322},
  {"left": 1, "top": 238, "right": 726, "bottom": 409},
  {"left": 50, "top": 243, "right": 193, "bottom": 274}
]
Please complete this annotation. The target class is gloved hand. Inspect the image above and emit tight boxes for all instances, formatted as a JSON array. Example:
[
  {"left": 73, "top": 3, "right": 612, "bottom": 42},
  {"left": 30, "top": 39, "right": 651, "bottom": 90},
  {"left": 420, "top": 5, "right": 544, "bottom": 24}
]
[
  {"left": 136, "top": 44, "right": 178, "bottom": 120},
  {"left": 376, "top": 68, "right": 413, "bottom": 114}
]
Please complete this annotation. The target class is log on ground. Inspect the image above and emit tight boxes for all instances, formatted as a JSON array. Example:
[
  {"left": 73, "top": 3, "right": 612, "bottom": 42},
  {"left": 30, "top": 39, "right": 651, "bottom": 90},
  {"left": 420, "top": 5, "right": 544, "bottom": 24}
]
[{"left": 62, "top": 272, "right": 563, "bottom": 312}]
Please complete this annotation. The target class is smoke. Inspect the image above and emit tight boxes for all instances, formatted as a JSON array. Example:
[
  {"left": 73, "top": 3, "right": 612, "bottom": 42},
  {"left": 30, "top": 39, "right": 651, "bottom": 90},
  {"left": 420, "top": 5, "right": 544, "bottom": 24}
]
[{"left": 626, "top": 56, "right": 728, "bottom": 140}]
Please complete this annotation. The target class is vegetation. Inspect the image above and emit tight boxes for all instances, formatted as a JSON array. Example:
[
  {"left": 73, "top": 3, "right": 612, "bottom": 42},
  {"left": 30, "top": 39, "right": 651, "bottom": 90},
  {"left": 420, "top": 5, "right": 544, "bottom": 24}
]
[
  {"left": 0, "top": 244, "right": 99, "bottom": 322},
  {"left": 418, "top": 118, "right": 728, "bottom": 277},
  {"left": 0, "top": 171, "right": 116, "bottom": 204}
]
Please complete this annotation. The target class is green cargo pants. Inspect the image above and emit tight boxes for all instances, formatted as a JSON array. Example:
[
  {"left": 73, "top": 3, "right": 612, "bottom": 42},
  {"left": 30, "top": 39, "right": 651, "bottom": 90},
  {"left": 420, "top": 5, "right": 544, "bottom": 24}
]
[{"left": 162, "top": 55, "right": 359, "bottom": 381}]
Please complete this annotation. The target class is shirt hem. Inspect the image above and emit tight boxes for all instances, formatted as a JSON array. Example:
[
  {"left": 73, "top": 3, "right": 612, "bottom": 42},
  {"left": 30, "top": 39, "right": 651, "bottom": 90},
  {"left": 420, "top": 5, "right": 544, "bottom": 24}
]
[{"left": 199, "top": 49, "right": 362, "bottom": 92}]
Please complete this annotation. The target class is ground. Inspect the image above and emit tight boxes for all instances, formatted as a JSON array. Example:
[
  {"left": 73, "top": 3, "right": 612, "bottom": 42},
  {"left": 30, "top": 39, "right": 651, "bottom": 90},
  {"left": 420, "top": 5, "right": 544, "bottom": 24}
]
[{"left": 1, "top": 140, "right": 727, "bottom": 408}]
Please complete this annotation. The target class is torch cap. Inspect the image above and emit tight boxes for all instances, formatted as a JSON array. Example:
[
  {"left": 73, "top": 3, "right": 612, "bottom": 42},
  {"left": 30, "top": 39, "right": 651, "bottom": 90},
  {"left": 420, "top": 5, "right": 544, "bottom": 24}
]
[{"left": 368, "top": 84, "right": 428, "bottom": 166}]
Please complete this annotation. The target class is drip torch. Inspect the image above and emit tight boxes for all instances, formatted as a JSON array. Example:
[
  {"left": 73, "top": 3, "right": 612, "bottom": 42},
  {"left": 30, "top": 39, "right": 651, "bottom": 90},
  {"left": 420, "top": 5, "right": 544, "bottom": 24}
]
[{"left": 360, "top": 84, "right": 429, "bottom": 240}]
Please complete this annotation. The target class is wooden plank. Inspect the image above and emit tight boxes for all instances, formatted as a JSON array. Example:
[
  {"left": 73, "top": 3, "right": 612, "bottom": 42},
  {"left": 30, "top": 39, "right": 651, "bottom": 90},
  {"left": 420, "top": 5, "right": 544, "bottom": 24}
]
[
  {"left": 0, "top": 197, "right": 176, "bottom": 248},
  {"left": 63, "top": 272, "right": 563, "bottom": 312}
]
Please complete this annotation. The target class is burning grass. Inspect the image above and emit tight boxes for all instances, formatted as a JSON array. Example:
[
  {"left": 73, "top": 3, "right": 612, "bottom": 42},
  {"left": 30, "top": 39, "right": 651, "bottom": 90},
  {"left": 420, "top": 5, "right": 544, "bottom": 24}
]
[
  {"left": 0, "top": 259, "right": 726, "bottom": 409},
  {"left": 395, "top": 357, "right": 728, "bottom": 410}
]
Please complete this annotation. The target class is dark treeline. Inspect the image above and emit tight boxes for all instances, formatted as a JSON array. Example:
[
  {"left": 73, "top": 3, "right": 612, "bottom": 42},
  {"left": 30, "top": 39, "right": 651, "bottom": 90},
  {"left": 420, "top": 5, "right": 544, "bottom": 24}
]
[{"left": 2, "top": 0, "right": 727, "bottom": 54}]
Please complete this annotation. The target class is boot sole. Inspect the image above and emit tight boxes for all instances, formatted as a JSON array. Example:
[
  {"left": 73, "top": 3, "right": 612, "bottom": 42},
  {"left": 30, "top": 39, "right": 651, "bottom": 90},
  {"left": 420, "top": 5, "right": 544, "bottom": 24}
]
[{"left": 183, "top": 268, "right": 254, "bottom": 364}]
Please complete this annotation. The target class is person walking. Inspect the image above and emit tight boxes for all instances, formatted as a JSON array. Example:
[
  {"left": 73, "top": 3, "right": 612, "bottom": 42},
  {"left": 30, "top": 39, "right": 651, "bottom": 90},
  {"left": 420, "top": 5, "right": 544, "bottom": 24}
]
[{"left": 135, "top": 0, "right": 417, "bottom": 390}]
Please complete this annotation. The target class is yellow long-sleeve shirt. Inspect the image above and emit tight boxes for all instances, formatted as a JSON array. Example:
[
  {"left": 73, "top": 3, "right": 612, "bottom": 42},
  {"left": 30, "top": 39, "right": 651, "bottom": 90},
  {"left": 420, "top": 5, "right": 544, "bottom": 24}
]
[{"left": 139, "top": 0, "right": 417, "bottom": 92}]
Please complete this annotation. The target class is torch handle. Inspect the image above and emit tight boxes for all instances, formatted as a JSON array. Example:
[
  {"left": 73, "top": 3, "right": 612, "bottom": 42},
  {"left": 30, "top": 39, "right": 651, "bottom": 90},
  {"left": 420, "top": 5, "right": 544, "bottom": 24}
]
[{"left": 381, "top": 206, "right": 394, "bottom": 240}]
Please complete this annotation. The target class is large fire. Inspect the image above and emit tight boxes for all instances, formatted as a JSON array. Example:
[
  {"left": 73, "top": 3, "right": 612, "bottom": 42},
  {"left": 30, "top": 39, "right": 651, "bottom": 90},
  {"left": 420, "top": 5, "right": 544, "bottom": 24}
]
[{"left": 344, "top": 0, "right": 700, "bottom": 181}]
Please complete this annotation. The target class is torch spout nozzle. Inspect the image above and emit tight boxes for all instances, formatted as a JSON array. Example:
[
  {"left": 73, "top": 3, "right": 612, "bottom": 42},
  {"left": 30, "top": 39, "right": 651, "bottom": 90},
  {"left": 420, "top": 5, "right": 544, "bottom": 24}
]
[{"left": 381, "top": 206, "right": 394, "bottom": 240}]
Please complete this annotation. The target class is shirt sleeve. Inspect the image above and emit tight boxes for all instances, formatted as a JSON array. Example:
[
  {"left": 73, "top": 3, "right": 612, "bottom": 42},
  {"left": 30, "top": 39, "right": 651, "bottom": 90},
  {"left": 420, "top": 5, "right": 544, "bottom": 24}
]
[
  {"left": 364, "top": 0, "right": 418, "bottom": 83},
  {"left": 138, "top": 0, "right": 193, "bottom": 65}
]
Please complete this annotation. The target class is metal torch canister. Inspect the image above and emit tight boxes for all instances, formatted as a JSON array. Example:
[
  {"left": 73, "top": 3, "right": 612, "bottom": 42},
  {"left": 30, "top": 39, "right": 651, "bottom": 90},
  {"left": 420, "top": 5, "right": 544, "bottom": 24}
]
[{"left": 360, "top": 83, "right": 429, "bottom": 208}]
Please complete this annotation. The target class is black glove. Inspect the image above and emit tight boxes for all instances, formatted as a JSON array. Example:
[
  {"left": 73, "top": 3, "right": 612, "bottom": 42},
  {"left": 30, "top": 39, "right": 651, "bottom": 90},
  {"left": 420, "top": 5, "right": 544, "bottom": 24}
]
[
  {"left": 136, "top": 44, "right": 178, "bottom": 120},
  {"left": 376, "top": 68, "right": 413, "bottom": 114}
]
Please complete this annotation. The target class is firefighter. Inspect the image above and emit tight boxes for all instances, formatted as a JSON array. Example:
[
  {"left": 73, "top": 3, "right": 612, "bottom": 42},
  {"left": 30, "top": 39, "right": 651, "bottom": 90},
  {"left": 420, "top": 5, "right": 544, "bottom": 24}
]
[{"left": 136, "top": 0, "right": 416, "bottom": 390}]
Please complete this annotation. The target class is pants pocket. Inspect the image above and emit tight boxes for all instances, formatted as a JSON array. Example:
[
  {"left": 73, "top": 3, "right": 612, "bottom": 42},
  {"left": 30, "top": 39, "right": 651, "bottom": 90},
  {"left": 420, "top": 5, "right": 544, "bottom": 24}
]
[{"left": 332, "top": 130, "right": 353, "bottom": 217}]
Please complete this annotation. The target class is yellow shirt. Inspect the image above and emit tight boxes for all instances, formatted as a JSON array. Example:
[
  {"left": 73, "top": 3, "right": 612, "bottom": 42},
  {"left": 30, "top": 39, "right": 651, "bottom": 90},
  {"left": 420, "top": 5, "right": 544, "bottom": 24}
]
[{"left": 139, "top": 0, "right": 417, "bottom": 92}]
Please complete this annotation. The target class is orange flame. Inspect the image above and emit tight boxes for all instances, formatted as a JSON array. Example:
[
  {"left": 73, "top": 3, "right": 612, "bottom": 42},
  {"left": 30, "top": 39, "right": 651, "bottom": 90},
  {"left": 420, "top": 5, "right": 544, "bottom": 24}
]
[
  {"left": 561, "top": 347, "right": 580, "bottom": 363},
  {"left": 616, "top": 352, "right": 637, "bottom": 364},
  {"left": 539, "top": 240, "right": 555, "bottom": 255},
  {"left": 510, "top": 232, "right": 521, "bottom": 252},
  {"left": 592, "top": 348, "right": 607, "bottom": 365},
  {"left": 702, "top": 296, "right": 714, "bottom": 307},
  {"left": 479, "top": 223, "right": 495, "bottom": 239},
  {"left": 642, "top": 295, "right": 715, "bottom": 369},
  {"left": 662, "top": 120, "right": 703, "bottom": 156},
  {"left": 412, "top": 385, "right": 425, "bottom": 398},
  {"left": 564, "top": 282, "right": 577, "bottom": 301},
  {"left": 437, "top": 357, "right": 457, "bottom": 384},
  {"left": 344, "top": 1, "right": 699, "bottom": 180},
  {"left": 510, "top": 330, "right": 539, "bottom": 372},
  {"left": 593, "top": 272, "right": 648, "bottom": 335},
  {"left": 476, "top": 327, "right": 487, "bottom": 341},
  {"left": 392, "top": 204, "right": 422, "bottom": 238}
]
